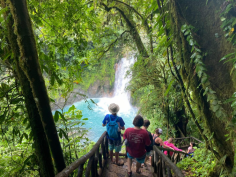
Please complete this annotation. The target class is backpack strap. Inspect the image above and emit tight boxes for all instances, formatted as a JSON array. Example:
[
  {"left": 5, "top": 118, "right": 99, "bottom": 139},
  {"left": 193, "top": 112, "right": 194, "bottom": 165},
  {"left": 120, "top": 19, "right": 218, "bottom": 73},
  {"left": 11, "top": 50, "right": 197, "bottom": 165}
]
[{"left": 109, "top": 114, "right": 118, "bottom": 122}]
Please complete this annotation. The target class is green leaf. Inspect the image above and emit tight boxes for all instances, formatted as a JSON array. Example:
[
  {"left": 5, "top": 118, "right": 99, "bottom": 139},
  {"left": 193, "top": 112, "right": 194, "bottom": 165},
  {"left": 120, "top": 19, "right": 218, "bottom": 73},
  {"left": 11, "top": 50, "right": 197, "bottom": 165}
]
[
  {"left": 10, "top": 98, "right": 24, "bottom": 104},
  {"left": 82, "top": 118, "right": 88, "bottom": 120},
  {"left": 60, "top": 129, "right": 69, "bottom": 141},
  {"left": 212, "top": 104, "right": 220, "bottom": 112},
  {"left": 220, "top": 52, "right": 234, "bottom": 61},
  {"left": 50, "top": 98, "right": 55, "bottom": 103},
  {"left": 59, "top": 130, "right": 62, "bottom": 138},
  {"left": 201, "top": 75, "right": 208, "bottom": 84},
  {"left": 164, "top": 79, "right": 175, "bottom": 96},
  {"left": 23, "top": 133, "right": 28, "bottom": 140},
  {"left": 19, "top": 134, "right": 24, "bottom": 144},
  {"left": 189, "top": 39, "right": 194, "bottom": 46},
  {"left": 68, "top": 105, "right": 76, "bottom": 112},
  {"left": 203, "top": 87, "right": 209, "bottom": 96},
  {"left": 2, "top": 52, "right": 12, "bottom": 61},
  {"left": 215, "top": 109, "right": 222, "bottom": 118},
  {"left": 54, "top": 111, "right": 60, "bottom": 122},
  {"left": 181, "top": 24, "right": 187, "bottom": 33},
  {"left": 190, "top": 52, "right": 197, "bottom": 59},
  {"left": 58, "top": 112, "right": 67, "bottom": 122},
  {"left": 0, "top": 114, "right": 6, "bottom": 124}
]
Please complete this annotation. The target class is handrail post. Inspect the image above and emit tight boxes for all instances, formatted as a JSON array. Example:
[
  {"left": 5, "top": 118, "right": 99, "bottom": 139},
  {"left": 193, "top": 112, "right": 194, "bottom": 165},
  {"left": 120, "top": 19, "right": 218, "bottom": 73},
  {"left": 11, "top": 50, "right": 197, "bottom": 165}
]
[
  {"left": 153, "top": 150, "right": 157, "bottom": 174},
  {"left": 153, "top": 146, "right": 184, "bottom": 177},
  {"left": 96, "top": 147, "right": 102, "bottom": 169},
  {"left": 105, "top": 136, "right": 108, "bottom": 157},
  {"left": 101, "top": 137, "right": 106, "bottom": 160},
  {"left": 85, "top": 155, "right": 95, "bottom": 177},
  {"left": 162, "top": 159, "right": 166, "bottom": 176},
  {"left": 77, "top": 163, "right": 84, "bottom": 177}
]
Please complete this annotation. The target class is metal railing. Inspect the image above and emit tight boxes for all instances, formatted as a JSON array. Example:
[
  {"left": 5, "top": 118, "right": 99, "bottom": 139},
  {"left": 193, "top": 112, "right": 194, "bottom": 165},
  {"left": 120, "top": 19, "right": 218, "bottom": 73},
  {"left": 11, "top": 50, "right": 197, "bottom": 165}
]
[{"left": 56, "top": 131, "right": 108, "bottom": 177}]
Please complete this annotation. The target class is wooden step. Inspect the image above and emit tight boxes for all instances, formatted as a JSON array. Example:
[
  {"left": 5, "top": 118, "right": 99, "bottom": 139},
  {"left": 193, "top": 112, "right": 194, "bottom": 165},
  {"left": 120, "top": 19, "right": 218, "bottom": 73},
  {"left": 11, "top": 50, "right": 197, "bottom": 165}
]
[{"left": 102, "top": 158, "right": 153, "bottom": 177}]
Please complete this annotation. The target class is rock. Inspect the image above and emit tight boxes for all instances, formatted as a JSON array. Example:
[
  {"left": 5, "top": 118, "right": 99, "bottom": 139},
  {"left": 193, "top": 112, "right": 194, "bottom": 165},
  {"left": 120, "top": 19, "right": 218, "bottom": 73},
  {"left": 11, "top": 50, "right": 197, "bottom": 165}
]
[{"left": 51, "top": 78, "right": 114, "bottom": 111}]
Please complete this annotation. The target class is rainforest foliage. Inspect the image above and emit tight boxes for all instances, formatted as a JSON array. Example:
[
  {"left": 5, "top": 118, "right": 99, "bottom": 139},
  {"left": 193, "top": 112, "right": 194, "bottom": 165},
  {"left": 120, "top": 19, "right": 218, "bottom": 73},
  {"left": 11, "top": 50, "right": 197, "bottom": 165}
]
[{"left": 0, "top": 0, "right": 236, "bottom": 176}]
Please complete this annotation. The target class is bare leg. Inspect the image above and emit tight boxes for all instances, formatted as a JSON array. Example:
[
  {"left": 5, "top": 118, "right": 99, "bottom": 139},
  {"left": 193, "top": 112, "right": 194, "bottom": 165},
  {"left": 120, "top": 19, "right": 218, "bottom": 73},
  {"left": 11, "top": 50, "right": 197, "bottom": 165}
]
[
  {"left": 115, "top": 152, "right": 119, "bottom": 164},
  {"left": 144, "top": 156, "right": 149, "bottom": 164},
  {"left": 109, "top": 150, "right": 113, "bottom": 162},
  {"left": 136, "top": 162, "right": 141, "bottom": 173},
  {"left": 127, "top": 158, "right": 132, "bottom": 172}
]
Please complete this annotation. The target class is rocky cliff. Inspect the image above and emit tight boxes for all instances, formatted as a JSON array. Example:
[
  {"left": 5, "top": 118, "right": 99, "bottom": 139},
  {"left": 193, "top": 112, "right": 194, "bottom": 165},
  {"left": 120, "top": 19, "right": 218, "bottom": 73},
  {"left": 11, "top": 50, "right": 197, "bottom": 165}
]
[{"left": 51, "top": 77, "right": 114, "bottom": 110}]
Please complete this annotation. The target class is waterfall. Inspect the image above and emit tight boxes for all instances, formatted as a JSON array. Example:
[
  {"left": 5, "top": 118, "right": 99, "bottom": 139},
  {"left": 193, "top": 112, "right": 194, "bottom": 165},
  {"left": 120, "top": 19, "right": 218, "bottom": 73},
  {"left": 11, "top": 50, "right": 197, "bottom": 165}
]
[
  {"left": 96, "top": 57, "right": 135, "bottom": 113},
  {"left": 62, "top": 56, "right": 137, "bottom": 142}
]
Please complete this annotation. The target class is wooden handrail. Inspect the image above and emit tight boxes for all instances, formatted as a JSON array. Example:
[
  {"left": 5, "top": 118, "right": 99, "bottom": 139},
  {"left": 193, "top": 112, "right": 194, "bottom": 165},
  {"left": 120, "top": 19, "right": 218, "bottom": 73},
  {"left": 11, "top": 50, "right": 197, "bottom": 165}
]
[
  {"left": 172, "top": 136, "right": 203, "bottom": 144},
  {"left": 172, "top": 137, "right": 191, "bottom": 140},
  {"left": 152, "top": 146, "right": 185, "bottom": 177},
  {"left": 56, "top": 131, "right": 107, "bottom": 177},
  {"left": 191, "top": 136, "right": 203, "bottom": 143}
]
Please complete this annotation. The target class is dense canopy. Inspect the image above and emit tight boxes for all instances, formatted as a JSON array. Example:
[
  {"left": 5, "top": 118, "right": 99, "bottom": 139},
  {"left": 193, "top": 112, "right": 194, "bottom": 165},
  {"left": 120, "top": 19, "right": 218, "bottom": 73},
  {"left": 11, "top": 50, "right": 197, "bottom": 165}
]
[{"left": 0, "top": 0, "right": 236, "bottom": 176}]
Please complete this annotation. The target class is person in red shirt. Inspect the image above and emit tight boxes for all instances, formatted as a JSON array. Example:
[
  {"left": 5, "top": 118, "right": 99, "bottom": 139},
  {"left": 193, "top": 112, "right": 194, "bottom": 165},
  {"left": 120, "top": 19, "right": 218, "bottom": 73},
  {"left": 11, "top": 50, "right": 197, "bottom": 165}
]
[{"left": 123, "top": 115, "right": 151, "bottom": 176}]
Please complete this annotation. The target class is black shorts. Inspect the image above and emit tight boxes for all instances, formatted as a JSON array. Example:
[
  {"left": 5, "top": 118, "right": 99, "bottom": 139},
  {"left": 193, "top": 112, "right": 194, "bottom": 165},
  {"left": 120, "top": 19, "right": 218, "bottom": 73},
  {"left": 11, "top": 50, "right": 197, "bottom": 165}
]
[{"left": 108, "top": 138, "right": 122, "bottom": 146}]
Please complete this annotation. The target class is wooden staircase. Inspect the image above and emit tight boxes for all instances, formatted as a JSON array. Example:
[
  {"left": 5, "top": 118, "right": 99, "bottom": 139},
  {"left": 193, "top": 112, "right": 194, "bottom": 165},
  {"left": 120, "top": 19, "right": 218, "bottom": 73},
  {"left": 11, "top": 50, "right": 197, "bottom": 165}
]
[
  {"left": 102, "top": 158, "right": 153, "bottom": 177},
  {"left": 55, "top": 131, "right": 191, "bottom": 177}
]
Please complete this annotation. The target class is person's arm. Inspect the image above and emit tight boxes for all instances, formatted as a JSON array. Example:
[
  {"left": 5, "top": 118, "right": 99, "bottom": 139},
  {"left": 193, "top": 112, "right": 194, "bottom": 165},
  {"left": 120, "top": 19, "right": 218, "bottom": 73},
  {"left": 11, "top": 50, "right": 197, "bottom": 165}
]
[
  {"left": 158, "top": 139, "right": 173, "bottom": 149},
  {"left": 102, "top": 115, "right": 107, "bottom": 127},
  {"left": 187, "top": 147, "right": 190, "bottom": 153},
  {"left": 117, "top": 122, "right": 125, "bottom": 130},
  {"left": 145, "top": 132, "right": 151, "bottom": 146},
  {"left": 118, "top": 118, "right": 125, "bottom": 130},
  {"left": 123, "top": 129, "right": 127, "bottom": 140}
]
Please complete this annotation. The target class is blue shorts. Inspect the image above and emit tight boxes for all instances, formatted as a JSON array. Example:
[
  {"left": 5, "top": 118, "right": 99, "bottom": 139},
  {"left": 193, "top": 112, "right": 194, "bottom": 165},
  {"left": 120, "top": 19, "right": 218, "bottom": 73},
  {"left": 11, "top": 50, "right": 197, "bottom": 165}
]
[
  {"left": 127, "top": 152, "right": 146, "bottom": 164},
  {"left": 108, "top": 138, "right": 122, "bottom": 152}
]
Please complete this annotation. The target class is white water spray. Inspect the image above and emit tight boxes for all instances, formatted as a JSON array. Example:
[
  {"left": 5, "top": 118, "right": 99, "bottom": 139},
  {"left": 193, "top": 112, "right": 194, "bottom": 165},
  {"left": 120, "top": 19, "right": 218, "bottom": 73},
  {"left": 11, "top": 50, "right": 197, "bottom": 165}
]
[{"left": 95, "top": 57, "right": 136, "bottom": 115}]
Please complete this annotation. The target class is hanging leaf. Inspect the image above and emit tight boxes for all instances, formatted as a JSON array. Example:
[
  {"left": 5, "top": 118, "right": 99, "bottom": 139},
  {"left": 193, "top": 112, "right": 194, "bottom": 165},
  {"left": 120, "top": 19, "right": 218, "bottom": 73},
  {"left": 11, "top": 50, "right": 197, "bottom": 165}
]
[
  {"left": 54, "top": 111, "right": 60, "bottom": 122},
  {"left": 181, "top": 24, "right": 187, "bottom": 33},
  {"left": 60, "top": 129, "right": 69, "bottom": 141},
  {"left": 189, "top": 39, "right": 194, "bottom": 46},
  {"left": 164, "top": 79, "right": 175, "bottom": 96}
]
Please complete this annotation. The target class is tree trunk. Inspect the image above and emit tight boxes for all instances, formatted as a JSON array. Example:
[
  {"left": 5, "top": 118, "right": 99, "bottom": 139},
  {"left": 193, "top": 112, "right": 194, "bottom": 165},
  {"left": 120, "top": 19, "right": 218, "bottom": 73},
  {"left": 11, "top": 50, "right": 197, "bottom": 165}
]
[
  {"left": 8, "top": 0, "right": 66, "bottom": 173},
  {"left": 0, "top": 0, "right": 55, "bottom": 176},
  {"left": 170, "top": 0, "right": 235, "bottom": 172}
]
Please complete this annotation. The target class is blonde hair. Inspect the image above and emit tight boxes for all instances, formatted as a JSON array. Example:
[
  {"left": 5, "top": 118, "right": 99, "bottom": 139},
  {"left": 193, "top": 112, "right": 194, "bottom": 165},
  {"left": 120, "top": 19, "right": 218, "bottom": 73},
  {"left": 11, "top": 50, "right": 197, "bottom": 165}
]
[{"left": 167, "top": 138, "right": 173, "bottom": 143}]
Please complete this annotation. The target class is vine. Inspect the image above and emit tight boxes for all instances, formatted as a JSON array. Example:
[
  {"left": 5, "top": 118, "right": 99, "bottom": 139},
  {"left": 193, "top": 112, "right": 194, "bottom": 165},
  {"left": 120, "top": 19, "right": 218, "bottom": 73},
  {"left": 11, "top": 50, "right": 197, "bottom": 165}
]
[{"left": 181, "top": 24, "right": 227, "bottom": 121}]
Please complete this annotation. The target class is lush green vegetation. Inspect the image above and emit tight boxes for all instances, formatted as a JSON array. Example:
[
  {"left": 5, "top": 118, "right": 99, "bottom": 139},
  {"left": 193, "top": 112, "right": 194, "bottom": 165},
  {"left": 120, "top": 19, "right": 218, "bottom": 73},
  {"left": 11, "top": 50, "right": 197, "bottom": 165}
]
[{"left": 1, "top": 0, "right": 236, "bottom": 176}]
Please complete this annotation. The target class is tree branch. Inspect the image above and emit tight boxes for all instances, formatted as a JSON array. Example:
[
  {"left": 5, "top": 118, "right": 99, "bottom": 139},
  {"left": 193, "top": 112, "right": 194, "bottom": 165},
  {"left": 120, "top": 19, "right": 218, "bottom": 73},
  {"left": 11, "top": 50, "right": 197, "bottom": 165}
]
[{"left": 97, "top": 30, "right": 130, "bottom": 60}]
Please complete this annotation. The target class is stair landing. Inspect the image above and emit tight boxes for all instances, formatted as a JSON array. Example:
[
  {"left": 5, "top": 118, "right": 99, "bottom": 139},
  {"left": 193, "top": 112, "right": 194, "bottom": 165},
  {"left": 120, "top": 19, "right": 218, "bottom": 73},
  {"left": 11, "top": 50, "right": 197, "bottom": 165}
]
[{"left": 102, "top": 158, "right": 153, "bottom": 177}]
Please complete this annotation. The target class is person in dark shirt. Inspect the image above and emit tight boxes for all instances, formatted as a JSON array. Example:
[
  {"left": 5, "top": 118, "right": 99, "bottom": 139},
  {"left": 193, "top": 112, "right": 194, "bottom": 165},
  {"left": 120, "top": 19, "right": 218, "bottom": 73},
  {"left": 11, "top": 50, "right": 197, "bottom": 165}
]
[
  {"left": 142, "top": 120, "right": 153, "bottom": 167},
  {"left": 123, "top": 115, "right": 151, "bottom": 176},
  {"left": 102, "top": 103, "right": 125, "bottom": 166}
]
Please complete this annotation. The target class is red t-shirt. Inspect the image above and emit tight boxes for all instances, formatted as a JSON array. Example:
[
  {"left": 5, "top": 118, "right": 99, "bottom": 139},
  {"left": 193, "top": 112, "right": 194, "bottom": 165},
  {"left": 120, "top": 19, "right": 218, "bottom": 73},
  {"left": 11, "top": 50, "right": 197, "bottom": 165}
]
[{"left": 123, "top": 128, "right": 151, "bottom": 158}]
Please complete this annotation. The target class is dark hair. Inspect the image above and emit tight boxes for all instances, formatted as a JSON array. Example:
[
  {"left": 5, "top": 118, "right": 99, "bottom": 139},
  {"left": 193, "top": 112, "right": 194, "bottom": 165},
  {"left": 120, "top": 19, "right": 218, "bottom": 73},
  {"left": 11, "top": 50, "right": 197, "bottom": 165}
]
[
  {"left": 133, "top": 115, "right": 144, "bottom": 127},
  {"left": 190, "top": 142, "right": 195, "bottom": 146},
  {"left": 155, "top": 128, "right": 160, "bottom": 134},
  {"left": 143, "top": 120, "right": 150, "bottom": 127}
]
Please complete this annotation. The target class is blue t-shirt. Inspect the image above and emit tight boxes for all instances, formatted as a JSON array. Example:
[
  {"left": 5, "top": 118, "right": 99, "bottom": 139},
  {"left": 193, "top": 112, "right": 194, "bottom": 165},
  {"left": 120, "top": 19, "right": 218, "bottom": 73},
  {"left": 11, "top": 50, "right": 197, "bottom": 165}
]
[{"left": 102, "top": 114, "right": 125, "bottom": 140}]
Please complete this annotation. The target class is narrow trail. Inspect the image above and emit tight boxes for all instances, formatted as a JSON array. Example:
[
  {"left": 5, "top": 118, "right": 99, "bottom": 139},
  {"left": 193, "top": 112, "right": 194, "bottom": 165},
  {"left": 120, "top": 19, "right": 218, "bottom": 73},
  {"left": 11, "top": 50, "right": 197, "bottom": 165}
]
[{"left": 102, "top": 158, "right": 153, "bottom": 177}]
